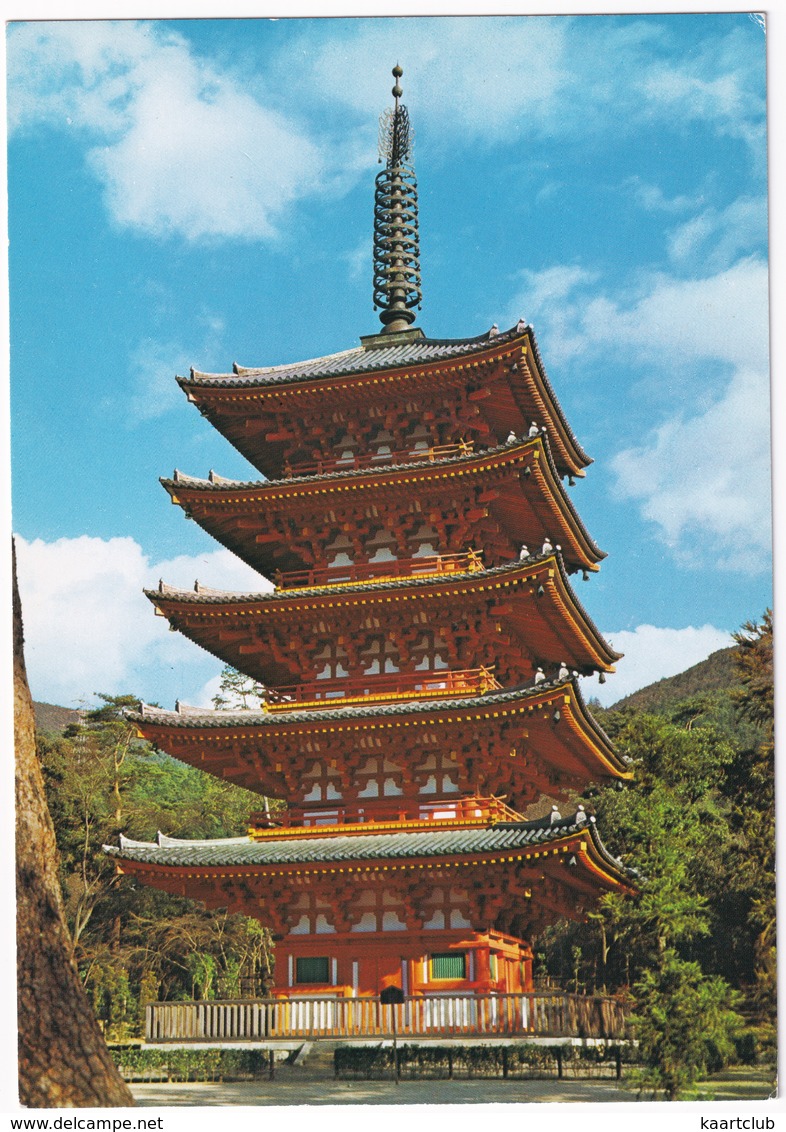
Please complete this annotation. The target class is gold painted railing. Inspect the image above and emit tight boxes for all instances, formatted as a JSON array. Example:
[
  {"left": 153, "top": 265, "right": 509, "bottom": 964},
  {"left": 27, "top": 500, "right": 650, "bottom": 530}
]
[
  {"left": 263, "top": 666, "right": 501, "bottom": 713},
  {"left": 250, "top": 793, "right": 526, "bottom": 832},
  {"left": 275, "top": 549, "right": 484, "bottom": 590},
  {"left": 283, "top": 440, "right": 474, "bottom": 478},
  {"left": 146, "top": 992, "right": 628, "bottom": 1043}
]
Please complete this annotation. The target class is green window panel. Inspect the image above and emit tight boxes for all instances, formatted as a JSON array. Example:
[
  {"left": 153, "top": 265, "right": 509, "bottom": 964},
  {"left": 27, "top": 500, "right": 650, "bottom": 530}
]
[
  {"left": 431, "top": 952, "right": 466, "bottom": 980},
  {"left": 296, "top": 956, "right": 330, "bottom": 984}
]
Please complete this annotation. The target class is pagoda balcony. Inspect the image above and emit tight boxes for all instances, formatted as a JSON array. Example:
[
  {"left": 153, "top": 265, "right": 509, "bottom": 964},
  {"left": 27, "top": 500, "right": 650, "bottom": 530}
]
[
  {"left": 283, "top": 439, "right": 475, "bottom": 478},
  {"left": 249, "top": 794, "right": 525, "bottom": 835},
  {"left": 263, "top": 666, "right": 502, "bottom": 713},
  {"left": 145, "top": 990, "right": 628, "bottom": 1044},
  {"left": 274, "top": 549, "right": 484, "bottom": 590}
]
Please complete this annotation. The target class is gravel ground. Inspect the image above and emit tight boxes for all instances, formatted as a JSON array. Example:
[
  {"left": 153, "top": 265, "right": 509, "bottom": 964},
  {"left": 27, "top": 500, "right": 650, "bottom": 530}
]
[
  {"left": 130, "top": 1076, "right": 633, "bottom": 1105},
  {"left": 128, "top": 1065, "right": 776, "bottom": 1107}
]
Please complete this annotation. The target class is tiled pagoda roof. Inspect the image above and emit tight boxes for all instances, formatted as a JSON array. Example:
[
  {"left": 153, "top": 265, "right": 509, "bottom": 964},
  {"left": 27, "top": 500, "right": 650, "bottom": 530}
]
[
  {"left": 105, "top": 809, "right": 636, "bottom": 886},
  {"left": 177, "top": 323, "right": 591, "bottom": 477},
  {"left": 127, "top": 676, "right": 631, "bottom": 786},
  {"left": 162, "top": 436, "right": 605, "bottom": 578},
  {"left": 130, "top": 673, "right": 619, "bottom": 744},
  {"left": 148, "top": 551, "right": 584, "bottom": 607},
  {"left": 146, "top": 554, "right": 622, "bottom": 682},
  {"left": 184, "top": 324, "right": 531, "bottom": 390},
  {"left": 188, "top": 328, "right": 514, "bottom": 386},
  {"left": 164, "top": 435, "right": 568, "bottom": 494}
]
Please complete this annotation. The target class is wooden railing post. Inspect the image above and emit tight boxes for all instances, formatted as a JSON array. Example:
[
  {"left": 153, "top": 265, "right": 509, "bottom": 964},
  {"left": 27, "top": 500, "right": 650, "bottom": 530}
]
[
  {"left": 391, "top": 1004, "right": 400, "bottom": 1085},
  {"left": 143, "top": 991, "right": 628, "bottom": 1044}
]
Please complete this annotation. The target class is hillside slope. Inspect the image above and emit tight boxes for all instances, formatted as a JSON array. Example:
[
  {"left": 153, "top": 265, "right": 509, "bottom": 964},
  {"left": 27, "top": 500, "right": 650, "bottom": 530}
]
[
  {"left": 609, "top": 646, "right": 740, "bottom": 714},
  {"left": 33, "top": 702, "right": 84, "bottom": 735}
]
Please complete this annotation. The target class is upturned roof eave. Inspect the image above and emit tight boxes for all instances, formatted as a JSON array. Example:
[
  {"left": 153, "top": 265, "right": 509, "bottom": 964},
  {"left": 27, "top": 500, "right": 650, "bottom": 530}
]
[
  {"left": 178, "top": 326, "right": 523, "bottom": 389},
  {"left": 145, "top": 554, "right": 622, "bottom": 671},
  {"left": 103, "top": 812, "right": 636, "bottom": 889},
  {"left": 160, "top": 438, "right": 606, "bottom": 568},
  {"left": 520, "top": 326, "right": 592, "bottom": 470},
  {"left": 127, "top": 676, "right": 630, "bottom": 778},
  {"left": 176, "top": 323, "right": 591, "bottom": 475}
]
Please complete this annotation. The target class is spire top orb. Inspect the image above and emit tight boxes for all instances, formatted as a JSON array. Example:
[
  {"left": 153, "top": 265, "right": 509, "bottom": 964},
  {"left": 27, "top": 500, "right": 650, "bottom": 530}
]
[{"left": 373, "top": 65, "right": 422, "bottom": 334}]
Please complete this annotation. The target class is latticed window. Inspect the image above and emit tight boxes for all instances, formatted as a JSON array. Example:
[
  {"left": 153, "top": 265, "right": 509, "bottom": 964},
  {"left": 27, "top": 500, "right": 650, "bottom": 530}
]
[
  {"left": 430, "top": 952, "right": 466, "bottom": 980},
  {"left": 295, "top": 956, "right": 330, "bottom": 984}
]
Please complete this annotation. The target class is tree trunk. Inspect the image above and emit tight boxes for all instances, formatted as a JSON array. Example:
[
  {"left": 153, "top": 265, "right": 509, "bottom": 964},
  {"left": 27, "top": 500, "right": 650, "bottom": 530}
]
[{"left": 14, "top": 543, "right": 134, "bottom": 1108}]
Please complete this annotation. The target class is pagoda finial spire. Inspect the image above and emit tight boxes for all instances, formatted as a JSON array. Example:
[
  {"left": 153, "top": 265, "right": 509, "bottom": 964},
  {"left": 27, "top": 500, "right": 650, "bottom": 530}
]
[{"left": 373, "top": 65, "right": 422, "bottom": 334}]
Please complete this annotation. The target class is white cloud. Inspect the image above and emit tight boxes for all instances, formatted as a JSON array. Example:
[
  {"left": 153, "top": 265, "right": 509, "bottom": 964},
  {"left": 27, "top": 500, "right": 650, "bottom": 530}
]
[
  {"left": 127, "top": 313, "right": 226, "bottom": 420},
  {"left": 126, "top": 337, "right": 193, "bottom": 420},
  {"left": 88, "top": 68, "right": 323, "bottom": 241},
  {"left": 639, "top": 26, "right": 766, "bottom": 164},
  {"left": 291, "top": 17, "right": 570, "bottom": 145},
  {"left": 667, "top": 196, "right": 768, "bottom": 272},
  {"left": 8, "top": 17, "right": 765, "bottom": 245},
  {"left": 8, "top": 21, "right": 325, "bottom": 242},
  {"left": 612, "top": 365, "right": 771, "bottom": 572},
  {"left": 342, "top": 237, "right": 372, "bottom": 283},
  {"left": 287, "top": 16, "right": 765, "bottom": 160},
  {"left": 193, "top": 672, "right": 225, "bottom": 710},
  {"left": 583, "top": 623, "right": 734, "bottom": 707},
  {"left": 625, "top": 177, "right": 695, "bottom": 215},
  {"left": 506, "top": 255, "right": 769, "bottom": 370},
  {"left": 504, "top": 264, "right": 597, "bottom": 365},
  {"left": 504, "top": 255, "right": 771, "bottom": 571},
  {"left": 14, "top": 534, "right": 269, "bottom": 708}
]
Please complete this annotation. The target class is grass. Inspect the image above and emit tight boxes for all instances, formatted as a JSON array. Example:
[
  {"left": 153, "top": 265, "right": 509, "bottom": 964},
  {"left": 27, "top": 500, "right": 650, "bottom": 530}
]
[
  {"left": 690, "top": 1065, "right": 777, "bottom": 1102},
  {"left": 624, "top": 1065, "right": 778, "bottom": 1103}
]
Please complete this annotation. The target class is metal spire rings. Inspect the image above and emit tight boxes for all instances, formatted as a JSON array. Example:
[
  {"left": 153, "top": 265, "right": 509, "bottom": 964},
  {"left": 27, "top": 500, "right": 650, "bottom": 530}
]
[{"left": 373, "top": 65, "right": 422, "bottom": 333}]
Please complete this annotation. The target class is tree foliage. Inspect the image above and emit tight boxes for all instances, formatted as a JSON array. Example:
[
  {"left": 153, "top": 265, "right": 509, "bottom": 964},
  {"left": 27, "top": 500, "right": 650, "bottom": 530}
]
[
  {"left": 540, "top": 613, "right": 774, "bottom": 1096},
  {"left": 38, "top": 691, "right": 274, "bottom": 1040},
  {"left": 211, "top": 665, "right": 265, "bottom": 710},
  {"left": 630, "top": 951, "right": 743, "bottom": 1100}
]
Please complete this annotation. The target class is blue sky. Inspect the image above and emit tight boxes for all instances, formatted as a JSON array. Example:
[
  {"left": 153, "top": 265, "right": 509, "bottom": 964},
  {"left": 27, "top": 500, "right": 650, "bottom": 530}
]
[{"left": 7, "top": 13, "right": 772, "bottom": 711}]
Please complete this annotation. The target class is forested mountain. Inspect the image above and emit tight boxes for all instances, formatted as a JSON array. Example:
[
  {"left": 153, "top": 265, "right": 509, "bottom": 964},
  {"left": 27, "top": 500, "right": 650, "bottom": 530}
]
[
  {"left": 33, "top": 701, "right": 84, "bottom": 735},
  {"left": 608, "top": 647, "right": 740, "bottom": 714}
]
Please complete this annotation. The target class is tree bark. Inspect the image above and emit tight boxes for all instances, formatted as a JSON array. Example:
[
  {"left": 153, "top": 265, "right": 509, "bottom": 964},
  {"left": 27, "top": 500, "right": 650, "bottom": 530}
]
[{"left": 14, "top": 543, "right": 134, "bottom": 1108}]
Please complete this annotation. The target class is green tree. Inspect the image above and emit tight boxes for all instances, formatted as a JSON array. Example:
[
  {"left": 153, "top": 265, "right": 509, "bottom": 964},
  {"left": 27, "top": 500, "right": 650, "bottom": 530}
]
[
  {"left": 726, "top": 613, "right": 775, "bottom": 1041},
  {"left": 38, "top": 691, "right": 275, "bottom": 1036},
  {"left": 585, "top": 712, "right": 736, "bottom": 985},
  {"left": 630, "top": 951, "right": 742, "bottom": 1100},
  {"left": 211, "top": 665, "right": 265, "bottom": 710},
  {"left": 38, "top": 695, "right": 150, "bottom": 945}
]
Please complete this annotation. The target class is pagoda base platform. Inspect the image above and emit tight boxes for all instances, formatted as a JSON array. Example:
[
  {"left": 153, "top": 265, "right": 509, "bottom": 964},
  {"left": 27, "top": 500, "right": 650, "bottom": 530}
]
[{"left": 273, "top": 928, "right": 532, "bottom": 999}]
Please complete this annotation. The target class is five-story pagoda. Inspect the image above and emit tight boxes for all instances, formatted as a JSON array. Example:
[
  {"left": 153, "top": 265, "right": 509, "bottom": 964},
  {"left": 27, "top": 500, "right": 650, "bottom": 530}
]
[{"left": 108, "top": 69, "right": 634, "bottom": 1007}]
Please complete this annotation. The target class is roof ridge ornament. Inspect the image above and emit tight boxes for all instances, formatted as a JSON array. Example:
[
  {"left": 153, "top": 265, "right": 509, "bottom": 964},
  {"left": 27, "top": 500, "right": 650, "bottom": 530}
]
[{"left": 373, "top": 65, "right": 423, "bottom": 335}]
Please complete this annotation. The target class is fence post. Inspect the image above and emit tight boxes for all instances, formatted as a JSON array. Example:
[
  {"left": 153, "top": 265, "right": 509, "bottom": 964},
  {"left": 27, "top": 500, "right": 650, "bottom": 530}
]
[
  {"left": 392, "top": 1005, "right": 400, "bottom": 1085},
  {"left": 268, "top": 1048, "right": 275, "bottom": 1080},
  {"left": 615, "top": 1046, "right": 622, "bottom": 1080},
  {"left": 556, "top": 1046, "right": 563, "bottom": 1079},
  {"left": 502, "top": 1047, "right": 509, "bottom": 1079}
]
